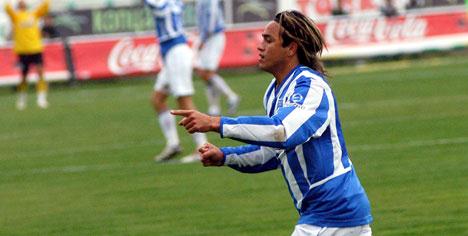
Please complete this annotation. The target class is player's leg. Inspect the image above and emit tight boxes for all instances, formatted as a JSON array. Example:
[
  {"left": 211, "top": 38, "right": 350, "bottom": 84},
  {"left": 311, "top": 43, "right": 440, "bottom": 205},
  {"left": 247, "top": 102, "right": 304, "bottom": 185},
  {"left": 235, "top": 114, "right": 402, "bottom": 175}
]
[
  {"left": 198, "top": 33, "right": 239, "bottom": 114},
  {"left": 209, "top": 72, "right": 239, "bottom": 115},
  {"left": 195, "top": 68, "right": 220, "bottom": 115},
  {"left": 168, "top": 44, "right": 207, "bottom": 163},
  {"left": 152, "top": 67, "right": 182, "bottom": 162},
  {"left": 16, "top": 55, "right": 29, "bottom": 110},
  {"left": 35, "top": 53, "right": 48, "bottom": 108}
]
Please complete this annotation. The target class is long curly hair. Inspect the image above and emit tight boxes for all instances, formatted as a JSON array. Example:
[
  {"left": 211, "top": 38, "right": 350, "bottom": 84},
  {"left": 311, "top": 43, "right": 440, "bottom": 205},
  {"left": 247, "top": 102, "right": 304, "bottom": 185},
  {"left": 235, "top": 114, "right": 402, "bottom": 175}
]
[{"left": 274, "top": 10, "right": 327, "bottom": 75}]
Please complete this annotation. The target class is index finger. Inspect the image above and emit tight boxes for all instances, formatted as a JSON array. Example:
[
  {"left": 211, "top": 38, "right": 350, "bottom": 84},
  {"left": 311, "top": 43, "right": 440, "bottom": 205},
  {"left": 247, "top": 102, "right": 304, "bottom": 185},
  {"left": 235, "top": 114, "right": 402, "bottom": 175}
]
[{"left": 170, "top": 110, "right": 192, "bottom": 117}]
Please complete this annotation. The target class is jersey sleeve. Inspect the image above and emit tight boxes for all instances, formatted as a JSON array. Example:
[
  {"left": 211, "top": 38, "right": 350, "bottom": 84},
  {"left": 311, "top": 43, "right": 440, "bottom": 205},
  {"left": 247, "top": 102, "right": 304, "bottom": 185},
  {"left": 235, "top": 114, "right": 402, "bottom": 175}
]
[
  {"left": 221, "top": 145, "right": 280, "bottom": 173},
  {"left": 197, "top": 0, "right": 219, "bottom": 42},
  {"left": 34, "top": 0, "right": 50, "bottom": 18},
  {"left": 4, "top": 3, "right": 16, "bottom": 22},
  {"left": 220, "top": 77, "right": 331, "bottom": 150},
  {"left": 145, "top": 0, "right": 167, "bottom": 10},
  {"left": 196, "top": 1, "right": 209, "bottom": 41}
]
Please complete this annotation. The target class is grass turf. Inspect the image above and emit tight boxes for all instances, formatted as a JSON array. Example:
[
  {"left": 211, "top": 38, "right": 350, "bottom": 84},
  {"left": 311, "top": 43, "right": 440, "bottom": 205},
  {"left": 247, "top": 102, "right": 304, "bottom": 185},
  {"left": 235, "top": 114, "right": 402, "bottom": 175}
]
[{"left": 0, "top": 55, "right": 467, "bottom": 235}]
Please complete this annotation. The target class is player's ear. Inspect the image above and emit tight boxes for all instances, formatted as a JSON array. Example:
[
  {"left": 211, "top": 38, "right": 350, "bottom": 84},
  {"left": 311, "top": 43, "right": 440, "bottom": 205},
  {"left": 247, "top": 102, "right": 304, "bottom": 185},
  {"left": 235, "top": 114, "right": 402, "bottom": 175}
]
[{"left": 287, "top": 41, "right": 298, "bottom": 57}]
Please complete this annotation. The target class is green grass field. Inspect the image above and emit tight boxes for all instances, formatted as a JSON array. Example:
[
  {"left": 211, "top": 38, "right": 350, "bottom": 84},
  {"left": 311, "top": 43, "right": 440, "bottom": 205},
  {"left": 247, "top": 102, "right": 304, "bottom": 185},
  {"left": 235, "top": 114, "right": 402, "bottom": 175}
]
[{"left": 1, "top": 55, "right": 467, "bottom": 235}]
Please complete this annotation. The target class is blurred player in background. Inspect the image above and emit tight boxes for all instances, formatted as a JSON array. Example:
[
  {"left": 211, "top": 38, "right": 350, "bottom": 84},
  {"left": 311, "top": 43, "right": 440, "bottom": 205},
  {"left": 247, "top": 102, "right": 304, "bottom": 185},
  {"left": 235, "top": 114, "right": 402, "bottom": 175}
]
[
  {"left": 41, "top": 14, "right": 59, "bottom": 39},
  {"left": 144, "top": 0, "right": 207, "bottom": 163},
  {"left": 172, "top": 10, "right": 373, "bottom": 235},
  {"left": 195, "top": 0, "right": 239, "bottom": 115},
  {"left": 4, "top": 0, "right": 50, "bottom": 110}
]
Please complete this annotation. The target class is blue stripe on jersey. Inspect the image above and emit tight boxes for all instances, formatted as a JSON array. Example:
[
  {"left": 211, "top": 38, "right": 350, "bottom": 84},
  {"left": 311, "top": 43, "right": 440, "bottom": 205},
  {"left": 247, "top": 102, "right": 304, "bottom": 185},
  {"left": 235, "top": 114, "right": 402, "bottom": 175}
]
[
  {"left": 221, "top": 116, "right": 282, "bottom": 126},
  {"left": 263, "top": 80, "right": 275, "bottom": 113},
  {"left": 268, "top": 66, "right": 301, "bottom": 117},
  {"left": 224, "top": 136, "right": 286, "bottom": 150},
  {"left": 280, "top": 163, "right": 299, "bottom": 211},
  {"left": 145, "top": 0, "right": 167, "bottom": 10},
  {"left": 298, "top": 168, "right": 373, "bottom": 227},
  {"left": 220, "top": 65, "right": 372, "bottom": 227},
  {"left": 334, "top": 100, "right": 351, "bottom": 168},
  {"left": 287, "top": 151, "right": 311, "bottom": 196},
  {"left": 221, "top": 145, "right": 279, "bottom": 173},
  {"left": 145, "top": 0, "right": 186, "bottom": 55},
  {"left": 303, "top": 128, "right": 335, "bottom": 183},
  {"left": 228, "top": 157, "right": 279, "bottom": 173},
  {"left": 273, "top": 77, "right": 311, "bottom": 120},
  {"left": 285, "top": 92, "right": 329, "bottom": 148},
  {"left": 196, "top": 0, "right": 225, "bottom": 41},
  {"left": 221, "top": 144, "right": 261, "bottom": 155},
  {"left": 159, "top": 35, "right": 186, "bottom": 58}
]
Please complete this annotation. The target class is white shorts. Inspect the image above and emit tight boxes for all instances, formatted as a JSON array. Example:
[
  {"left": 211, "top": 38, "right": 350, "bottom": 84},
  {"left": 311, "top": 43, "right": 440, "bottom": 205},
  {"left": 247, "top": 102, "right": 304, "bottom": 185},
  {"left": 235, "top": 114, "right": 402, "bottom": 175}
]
[
  {"left": 194, "top": 32, "right": 225, "bottom": 71},
  {"left": 292, "top": 224, "right": 372, "bottom": 236},
  {"left": 154, "top": 43, "right": 194, "bottom": 97}
]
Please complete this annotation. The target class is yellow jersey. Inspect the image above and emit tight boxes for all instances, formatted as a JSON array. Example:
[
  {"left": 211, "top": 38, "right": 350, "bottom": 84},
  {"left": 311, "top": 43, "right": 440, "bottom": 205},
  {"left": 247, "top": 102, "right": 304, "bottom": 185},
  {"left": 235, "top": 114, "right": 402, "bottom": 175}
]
[{"left": 4, "top": 0, "right": 50, "bottom": 54}]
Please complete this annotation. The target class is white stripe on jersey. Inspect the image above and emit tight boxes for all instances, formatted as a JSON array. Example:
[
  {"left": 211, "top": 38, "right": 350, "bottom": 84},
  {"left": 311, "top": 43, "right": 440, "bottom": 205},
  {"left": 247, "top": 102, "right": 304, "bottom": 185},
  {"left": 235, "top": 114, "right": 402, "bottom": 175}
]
[
  {"left": 146, "top": 0, "right": 184, "bottom": 42},
  {"left": 296, "top": 145, "right": 311, "bottom": 186},
  {"left": 296, "top": 167, "right": 352, "bottom": 209},
  {"left": 196, "top": 0, "right": 225, "bottom": 41},
  {"left": 279, "top": 151, "right": 304, "bottom": 207},
  {"left": 219, "top": 66, "right": 372, "bottom": 225},
  {"left": 225, "top": 146, "right": 277, "bottom": 167},
  {"left": 223, "top": 123, "right": 286, "bottom": 142},
  {"left": 281, "top": 71, "right": 331, "bottom": 140},
  {"left": 223, "top": 66, "right": 350, "bottom": 205}
]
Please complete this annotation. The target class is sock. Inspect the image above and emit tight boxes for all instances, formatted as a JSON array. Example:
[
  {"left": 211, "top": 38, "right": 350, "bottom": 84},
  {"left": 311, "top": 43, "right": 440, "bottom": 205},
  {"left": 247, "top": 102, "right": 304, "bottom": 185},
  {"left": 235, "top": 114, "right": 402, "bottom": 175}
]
[
  {"left": 36, "top": 77, "right": 48, "bottom": 94},
  {"left": 210, "top": 74, "right": 238, "bottom": 101},
  {"left": 17, "top": 81, "right": 28, "bottom": 106},
  {"left": 18, "top": 80, "right": 27, "bottom": 93},
  {"left": 158, "top": 110, "right": 180, "bottom": 147},
  {"left": 17, "top": 91, "right": 27, "bottom": 105},
  {"left": 191, "top": 132, "right": 207, "bottom": 149},
  {"left": 205, "top": 82, "right": 220, "bottom": 115}
]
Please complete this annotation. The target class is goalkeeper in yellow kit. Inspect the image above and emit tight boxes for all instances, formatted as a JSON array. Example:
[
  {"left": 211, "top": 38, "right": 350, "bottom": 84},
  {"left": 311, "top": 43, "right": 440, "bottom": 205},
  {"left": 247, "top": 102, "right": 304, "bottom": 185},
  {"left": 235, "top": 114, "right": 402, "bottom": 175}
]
[{"left": 5, "top": 0, "right": 50, "bottom": 110}]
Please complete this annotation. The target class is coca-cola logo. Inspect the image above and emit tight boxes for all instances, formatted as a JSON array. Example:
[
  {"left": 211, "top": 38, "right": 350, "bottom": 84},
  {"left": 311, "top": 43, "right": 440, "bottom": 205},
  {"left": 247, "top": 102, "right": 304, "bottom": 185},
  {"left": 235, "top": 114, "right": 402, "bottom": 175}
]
[
  {"left": 108, "top": 37, "right": 160, "bottom": 75},
  {"left": 325, "top": 16, "right": 428, "bottom": 45}
]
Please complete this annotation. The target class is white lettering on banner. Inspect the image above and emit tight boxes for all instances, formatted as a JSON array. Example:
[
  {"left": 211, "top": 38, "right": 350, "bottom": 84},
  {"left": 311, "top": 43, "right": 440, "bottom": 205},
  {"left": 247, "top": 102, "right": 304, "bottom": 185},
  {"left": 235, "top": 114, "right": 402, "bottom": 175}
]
[
  {"left": 108, "top": 37, "right": 159, "bottom": 75},
  {"left": 325, "top": 16, "right": 427, "bottom": 45}
]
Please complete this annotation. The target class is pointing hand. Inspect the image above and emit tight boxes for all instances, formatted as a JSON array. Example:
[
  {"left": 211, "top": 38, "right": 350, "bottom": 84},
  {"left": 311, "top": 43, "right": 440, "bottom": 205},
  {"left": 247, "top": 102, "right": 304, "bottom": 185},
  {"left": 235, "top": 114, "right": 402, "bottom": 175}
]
[{"left": 171, "top": 110, "right": 220, "bottom": 133}]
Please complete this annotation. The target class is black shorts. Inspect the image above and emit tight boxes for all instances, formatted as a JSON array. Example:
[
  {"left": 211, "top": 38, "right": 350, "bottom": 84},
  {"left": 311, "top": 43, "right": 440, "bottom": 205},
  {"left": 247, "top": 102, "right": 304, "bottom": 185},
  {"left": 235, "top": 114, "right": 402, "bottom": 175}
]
[
  {"left": 19, "top": 53, "right": 43, "bottom": 66},
  {"left": 18, "top": 53, "right": 43, "bottom": 74}
]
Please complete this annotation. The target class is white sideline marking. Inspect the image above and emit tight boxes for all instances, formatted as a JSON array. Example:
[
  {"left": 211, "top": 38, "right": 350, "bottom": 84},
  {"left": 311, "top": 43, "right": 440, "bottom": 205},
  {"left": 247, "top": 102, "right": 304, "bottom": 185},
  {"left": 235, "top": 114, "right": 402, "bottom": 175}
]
[{"left": 1, "top": 136, "right": 467, "bottom": 177}]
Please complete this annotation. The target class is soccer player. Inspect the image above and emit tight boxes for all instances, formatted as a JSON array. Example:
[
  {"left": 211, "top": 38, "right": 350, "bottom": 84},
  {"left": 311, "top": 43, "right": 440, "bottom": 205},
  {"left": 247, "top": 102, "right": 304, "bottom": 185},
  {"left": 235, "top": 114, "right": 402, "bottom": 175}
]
[
  {"left": 4, "top": 0, "right": 50, "bottom": 110},
  {"left": 144, "top": 0, "right": 207, "bottom": 163},
  {"left": 194, "top": 0, "right": 239, "bottom": 115},
  {"left": 172, "top": 10, "right": 373, "bottom": 235}
]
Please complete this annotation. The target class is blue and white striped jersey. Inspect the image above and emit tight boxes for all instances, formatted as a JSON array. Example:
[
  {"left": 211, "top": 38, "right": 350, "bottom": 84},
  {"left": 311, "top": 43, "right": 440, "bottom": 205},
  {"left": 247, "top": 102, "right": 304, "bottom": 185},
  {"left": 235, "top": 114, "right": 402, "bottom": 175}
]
[
  {"left": 219, "top": 65, "right": 373, "bottom": 227},
  {"left": 196, "top": 0, "right": 225, "bottom": 42},
  {"left": 144, "top": 0, "right": 187, "bottom": 57}
]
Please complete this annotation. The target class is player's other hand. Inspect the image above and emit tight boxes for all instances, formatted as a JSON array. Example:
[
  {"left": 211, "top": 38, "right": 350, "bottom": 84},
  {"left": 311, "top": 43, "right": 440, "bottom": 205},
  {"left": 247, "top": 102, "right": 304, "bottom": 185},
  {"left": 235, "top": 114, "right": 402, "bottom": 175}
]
[
  {"left": 171, "top": 109, "right": 220, "bottom": 133},
  {"left": 198, "top": 143, "right": 223, "bottom": 166}
]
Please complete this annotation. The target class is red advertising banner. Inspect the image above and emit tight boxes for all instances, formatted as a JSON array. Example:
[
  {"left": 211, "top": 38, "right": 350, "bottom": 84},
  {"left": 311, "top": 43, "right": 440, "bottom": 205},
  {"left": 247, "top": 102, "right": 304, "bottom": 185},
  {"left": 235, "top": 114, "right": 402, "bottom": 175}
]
[
  {"left": 321, "top": 11, "right": 468, "bottom": 46},
  {"left": 0, "top": 9, "right": 467, "bottom": 85},
  {"left": 0, "top": 41, "right": 68, "bottom": 85},
  {"left": 71, "top": 36, "right": 161, "bottom": 80}
]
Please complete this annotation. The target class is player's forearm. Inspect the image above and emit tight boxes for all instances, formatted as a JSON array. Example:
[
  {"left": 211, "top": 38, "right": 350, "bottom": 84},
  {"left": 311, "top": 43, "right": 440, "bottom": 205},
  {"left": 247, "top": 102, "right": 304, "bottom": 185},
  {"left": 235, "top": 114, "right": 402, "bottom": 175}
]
[
  {"left": 35, "top": 0, "right": 50, "bottom": 17},
  {"left": 221, "top": 145, "right": 279, "bottom": 173},
  {"left": 219, "top": 116, "right": 288, "bottom": 148},
  {"left": 5, "top": 3, "right": 14, "bottom": 19}
]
